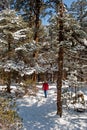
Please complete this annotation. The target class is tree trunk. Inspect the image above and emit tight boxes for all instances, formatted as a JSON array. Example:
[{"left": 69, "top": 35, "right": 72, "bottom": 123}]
[
  {"left": 57, "top": 47, "right": 64, "bottom": 117},
  {"left": 57, "top": 1, "right": 64, "bottom": 117},
  {"left": 33, "top": 0, "right": 41, "bottom": 84},
  {"left": 34, "top": 0, "right": 40, "bottom": 42},
  {"left": 6, "top": 72, "right": 11, "bottom": 93}
]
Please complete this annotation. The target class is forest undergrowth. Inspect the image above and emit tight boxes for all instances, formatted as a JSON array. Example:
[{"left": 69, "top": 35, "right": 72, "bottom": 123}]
[{"left": 0, "top": 90, "right": 22, "bottom": 130}]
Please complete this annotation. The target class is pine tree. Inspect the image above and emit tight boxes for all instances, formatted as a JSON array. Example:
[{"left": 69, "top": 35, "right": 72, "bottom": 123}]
[
  {"left": 44, "top": 0, "right": 87, "bottom": 117},
  {"left": 0, "top": 9, "right": 33, "bottom": 92}
]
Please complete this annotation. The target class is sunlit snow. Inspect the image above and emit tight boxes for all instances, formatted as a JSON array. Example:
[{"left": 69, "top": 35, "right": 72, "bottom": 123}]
[{"left": 15, "top": 83, "right": 87, "bottom": 130}]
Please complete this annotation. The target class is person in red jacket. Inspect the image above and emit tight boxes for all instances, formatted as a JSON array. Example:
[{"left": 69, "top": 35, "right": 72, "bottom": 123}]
[{"left": 42, "top": 81, "right": 49, "bottom": 98}]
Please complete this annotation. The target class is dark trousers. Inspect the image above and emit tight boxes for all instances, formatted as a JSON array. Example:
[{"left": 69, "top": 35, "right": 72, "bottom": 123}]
[{"left": 44, "top": 90, "right": 47, "bottom": 98}]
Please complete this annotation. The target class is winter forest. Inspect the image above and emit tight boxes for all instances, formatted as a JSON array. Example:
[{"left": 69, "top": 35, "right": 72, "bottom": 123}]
[{"left": 0, "top": 0, "right": 87, "bottom": 130}]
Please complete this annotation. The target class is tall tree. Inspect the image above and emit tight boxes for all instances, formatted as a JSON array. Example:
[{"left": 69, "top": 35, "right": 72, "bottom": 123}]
[
  {"left": 57, "top": 0, "right": 65, "bottom": 117},
  {"left": 45, "top": 0, "right": 87, "bottom": 116},
  {"left": 46, "top": 0, "right": 65, "bottom": 117},
  {"left": 0, "top": 9, "right": 33, "bottom": 92}
]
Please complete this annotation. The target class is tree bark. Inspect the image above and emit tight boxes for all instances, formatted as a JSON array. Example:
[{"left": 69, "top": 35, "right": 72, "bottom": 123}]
[
  {"left": 6, "top": 72, "right": 11, "bottom": 93},
  {"left": 57, "top": 1, "right": 64, "bottom": 117},
  {"left": 34, "top": 0, "right": 40, "bottom": 42},
  {"left": 33, "top": 0, "right": 41, "bottom": 85}
]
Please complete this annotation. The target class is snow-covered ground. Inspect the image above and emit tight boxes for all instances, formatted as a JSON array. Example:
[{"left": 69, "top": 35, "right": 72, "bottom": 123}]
[{"left": 16, "top": 84, "right": 87, "bottom": 130}]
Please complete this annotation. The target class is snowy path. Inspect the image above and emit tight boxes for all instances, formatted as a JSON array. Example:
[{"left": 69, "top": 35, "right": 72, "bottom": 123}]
[{"left": 16, "top": 84, "right": 87, "bottom": 130}]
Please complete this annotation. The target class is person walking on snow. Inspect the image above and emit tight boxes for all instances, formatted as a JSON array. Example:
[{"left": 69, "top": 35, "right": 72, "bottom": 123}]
[{"left": 42, "top": 81, "right": 49, "bottom": 98}]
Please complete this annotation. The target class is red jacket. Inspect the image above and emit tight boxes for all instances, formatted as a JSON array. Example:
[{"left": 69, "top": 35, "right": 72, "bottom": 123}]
[{"left": 42, "top": 83, "right": 49, "bottom": 90}]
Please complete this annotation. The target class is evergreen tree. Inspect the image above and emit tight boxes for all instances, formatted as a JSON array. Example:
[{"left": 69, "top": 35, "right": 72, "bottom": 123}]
[
  {"left": 0, "top": 9, "right": 33, "bottom": 92},
  {"left": 45, "top": 0, "right": 87, "bottom": 117}
]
